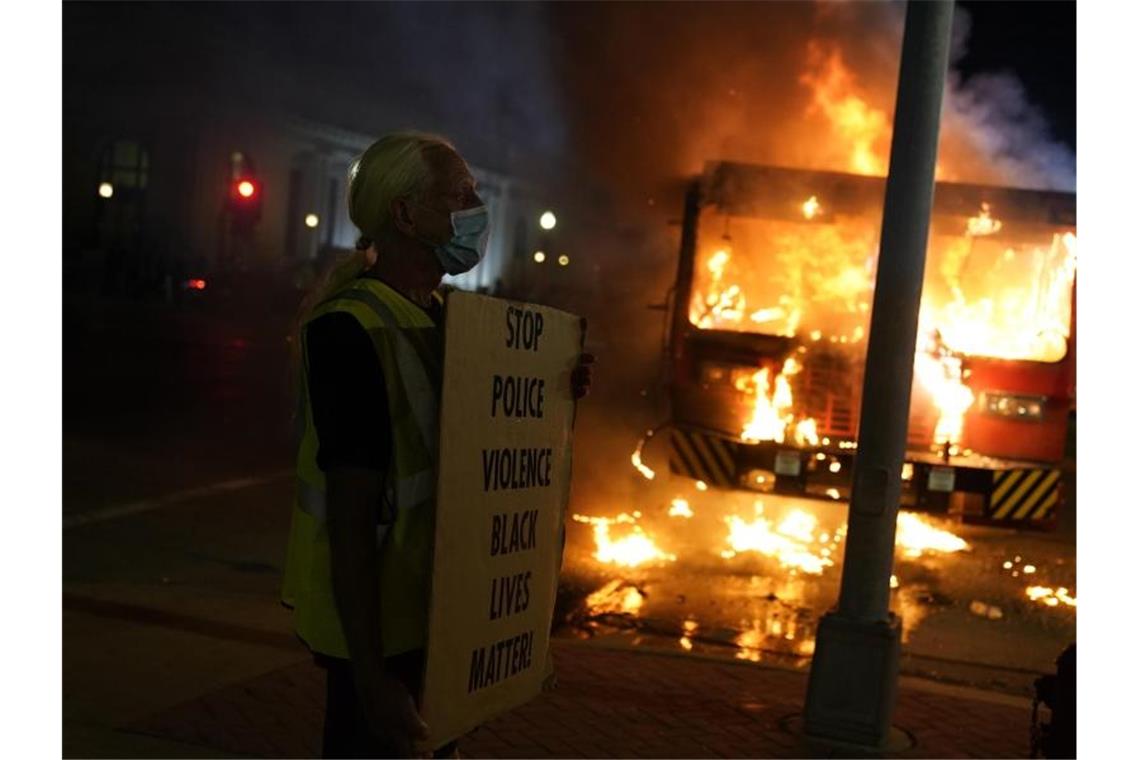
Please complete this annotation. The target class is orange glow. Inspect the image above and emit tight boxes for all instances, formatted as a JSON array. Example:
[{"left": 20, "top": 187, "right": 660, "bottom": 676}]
[
  {"left": 966, "top": 203, "right": 1003, "bottom": 237},
  {"left": 800, "top": 43, "right": 890, "bottom": 177},
  {"left": 572, "top": 513, "right": 676, "bottom": 567},
  {"left": 586, "top": 580, "right": 644, "bottom": 615},
  {"left": 679, "top": 619, "right": 698, "bottom": 651},
  {"left": 688, "top": 195, "right": 1074, "bottom": 454},
  {"left": 668, "top": 498, "right": 694, "bottom": 519},
  {"left": 1026, "top": 586, "right": 1076, "bottom": 609},
  {"left": 926, "top": 227, "right": 1076, "bottom": 363},
  {"left": 895, "top": 512, "right": 970, "bottom": 558},
  {"left": 913, "top": 330, "right": 974, "bottom": 452},
  {"left": 630, "top": 438, "right": 655, "bottom": 480},
  {"left": 739, "top": 357, "right": 818, "bottom": 445},
  {"left": 722, "top": 504, "right": 835, "bottom": 575},
  {"left": 802, "top": 195, "right": 822, "bottom": 220}
]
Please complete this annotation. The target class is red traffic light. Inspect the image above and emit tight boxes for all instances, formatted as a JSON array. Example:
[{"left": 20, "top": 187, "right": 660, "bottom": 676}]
[
  {"left": 230, "top": 177, "right": 259, "bottom": 203},
  {"left": 227, "top": 176, "right": 263, "bottom": 227}
]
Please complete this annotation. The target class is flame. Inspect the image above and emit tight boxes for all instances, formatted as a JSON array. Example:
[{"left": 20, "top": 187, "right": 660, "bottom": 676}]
[
  {"left": 573, "top": 513, "right": 676, "bottom": 567},
  {"left": 689, "top": 228, "right": 875, "bottom": 343},
  {"left": 668, "top": 498, "right": 694, "bottom": 518},
  {"left": 586, "top": 579, "right": 645, "bottom": 615},
  {"left": 685, "top": 63, "right": 1076, "bottom": 451},
  {"left": 750, "top": 306, "right": 788, "bottom": 325},
  {"left": 631, "top": 440, "right": 656, "bottom": 480},
  {"left": 794, "top": 418, "right": 820, "bottom": 447},
  {"left": 708, "top": 248, "right": 731, "bottom": 279},
  {"left": 894, "top": 512, "right": 970, "bottom": 558},
  {"left": 967, "top": 203, "right": 1003, "bottom": 237},
  {"left": 913, "top": 330, "right": 975, "bottom": 451},
  {"left": 692, "top": 209, "right": 1073, "bottom": 453},
  {"left": 739, "top": 357, "right": 818, "bottom": 445},
  {"left": 679, "top": 619, "right": 698, "bottom": 651},
  {"left": 930, "top": 228, "right": 1077, "bottom": 363},
  {"left": 1026, "top": 586, "right": 1076, "bottom": 608},
  {"left": 734, "top": 626, "right": 764, "bottom": 662},
  {"left": 690, "top": 247, "right": 749, "bottom": 329},
  {"left": 719, "top": 506, "right": 965, "bottom": 573},
  {"left": 801, "top": 42, "right": 890, "bottom": 176},
  {"left": 802, "top": 195, "right": 822, "bottom": 220},
  {"left": 723, "top": 506, "right": 835, "bottom": 575},
  {"left": 776, "top": 509, "right": 817, "bottom": 543}
]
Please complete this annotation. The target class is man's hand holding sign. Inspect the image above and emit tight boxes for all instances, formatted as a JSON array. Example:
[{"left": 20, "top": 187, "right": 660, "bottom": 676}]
[{"left": 420, "top": 292, "right": 585, "bottom": 750}]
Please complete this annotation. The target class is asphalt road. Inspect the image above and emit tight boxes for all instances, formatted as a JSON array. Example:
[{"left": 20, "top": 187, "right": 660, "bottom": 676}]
[{"left": 64, "top": 279, "right": 298, "bottom": 517}]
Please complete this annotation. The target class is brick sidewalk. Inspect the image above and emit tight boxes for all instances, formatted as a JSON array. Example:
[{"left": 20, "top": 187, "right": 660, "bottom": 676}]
[{"left": 126, "top": 640, "right": 1032, "bottom": 758}]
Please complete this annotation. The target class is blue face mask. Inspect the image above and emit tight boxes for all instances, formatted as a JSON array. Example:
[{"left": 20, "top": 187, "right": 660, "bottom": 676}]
[{"left": 430, "top": 205, "right": 490, "bottom": 275}]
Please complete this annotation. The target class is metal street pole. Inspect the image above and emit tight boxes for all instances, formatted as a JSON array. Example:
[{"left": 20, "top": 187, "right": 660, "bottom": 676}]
[{"left": 803, "top": 0, "right": 954, "bottom": 749}]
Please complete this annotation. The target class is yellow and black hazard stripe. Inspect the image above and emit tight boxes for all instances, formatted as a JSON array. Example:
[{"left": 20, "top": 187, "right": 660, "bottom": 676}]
[
  {"left": 987, "top": 468, "right": 1062, "bottom": 522},
  {"left": 669, "top": 428, "right": 738, "bottom": 488}
]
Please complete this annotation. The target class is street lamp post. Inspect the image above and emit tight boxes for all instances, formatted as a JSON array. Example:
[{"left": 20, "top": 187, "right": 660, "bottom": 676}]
[{"left": 803, "top": 0, "right": 955, "bottom": 748}]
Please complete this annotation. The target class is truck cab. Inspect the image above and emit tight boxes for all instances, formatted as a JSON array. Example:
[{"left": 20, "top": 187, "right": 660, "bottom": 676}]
[{"left": 666, "top": 161, "right": 1076, "bottom": 528}]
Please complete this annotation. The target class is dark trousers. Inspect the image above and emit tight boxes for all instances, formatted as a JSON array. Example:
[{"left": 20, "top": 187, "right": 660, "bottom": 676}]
[{"left": 318, "top": 651, "right": 458, "bottom": 758}]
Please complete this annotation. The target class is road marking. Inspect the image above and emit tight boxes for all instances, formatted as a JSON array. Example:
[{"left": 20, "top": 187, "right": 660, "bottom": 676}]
[{"left": 63, "top": 470, "right": 293, "bottom": 530}]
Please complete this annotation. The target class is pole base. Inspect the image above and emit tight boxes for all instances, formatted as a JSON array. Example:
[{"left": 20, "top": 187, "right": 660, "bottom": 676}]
[
  {"left": 780, "top": 714, "right": 915, "bottom": 756},
  {"left": 803, "top": 611, "right": 902, "bottom": 748}
]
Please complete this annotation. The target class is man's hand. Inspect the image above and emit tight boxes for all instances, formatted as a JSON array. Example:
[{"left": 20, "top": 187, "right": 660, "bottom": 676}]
[
  {"left": 571, "top": 352, "right": 595, "bottom": 399},
  {"left": 359, "top": 672, "right": 431, "bottom": 758}
]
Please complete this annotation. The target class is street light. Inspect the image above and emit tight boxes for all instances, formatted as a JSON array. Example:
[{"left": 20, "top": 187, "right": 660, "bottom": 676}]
[
  {"left": 98, "top": 182, "right": 113, "bottom": 199},
  {"left": 558, "top": 254, "right": 570, "bottom": 266},
  {"left": 237, "top": 180, "right": 256, "bottom": 199},
  {"left": 539, "top": 211, "right": 557, "bottom": 230},
  {"left": 304, "top": 213, "right": 320, "bottom": 228},
  {"left": 533, "top": 251, "right": 546, "bottom": 263}
]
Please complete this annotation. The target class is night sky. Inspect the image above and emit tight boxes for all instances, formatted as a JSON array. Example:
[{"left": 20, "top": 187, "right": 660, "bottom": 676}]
[{"left": 956, "top": 1, "right": 1075, "bottom": 151}]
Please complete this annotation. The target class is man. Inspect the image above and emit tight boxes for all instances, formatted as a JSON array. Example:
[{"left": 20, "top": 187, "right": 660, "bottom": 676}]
[{"left": 282, "top": 133, "right": 593, "bottom": 758}]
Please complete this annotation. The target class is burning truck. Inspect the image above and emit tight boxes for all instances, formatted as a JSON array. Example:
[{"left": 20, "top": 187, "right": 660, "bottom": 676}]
[{"left": 662, "top": 160, "right": 1076, "bottom": 529}]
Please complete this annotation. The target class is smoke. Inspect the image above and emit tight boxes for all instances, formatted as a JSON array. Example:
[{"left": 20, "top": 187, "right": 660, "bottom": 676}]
[
  {"left": 942, "top": 5, "right": 1076, "bottom": 191},
  {"left": 941, "top": 69, "right": 1076, "bottom": 191},
  {"left": 64, "top": 2, "right": 570, "bottom": 179},
  {"left": 68, "top": 2, "right": 1073, "bottom": 200},
  {"left": 815, "top": 2, "right": 1077, "bottom": 191},
  {"left": 548, "top": 0, "right": 1075, "bottom": 212}
]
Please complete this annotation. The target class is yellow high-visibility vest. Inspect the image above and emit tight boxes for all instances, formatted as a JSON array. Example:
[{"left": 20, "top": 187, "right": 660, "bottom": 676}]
[{"left": 281, "top": 277, "right": 442, "bottom": 658}]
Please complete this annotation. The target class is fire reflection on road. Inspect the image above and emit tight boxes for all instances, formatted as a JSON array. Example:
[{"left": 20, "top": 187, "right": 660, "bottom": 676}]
[{"left": 557, "top": 487, "right": 1075, "bottom": 678}]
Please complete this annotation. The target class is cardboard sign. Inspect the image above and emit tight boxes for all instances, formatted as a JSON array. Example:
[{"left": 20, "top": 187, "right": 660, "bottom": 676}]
[{"left": 420, "top": 292, "right": 583, "bottom": 749}]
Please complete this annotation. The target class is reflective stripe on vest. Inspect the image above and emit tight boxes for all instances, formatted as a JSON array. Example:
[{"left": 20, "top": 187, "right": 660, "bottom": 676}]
[{"left": 283, "top": 277, "right": 441, "bottom": 658}]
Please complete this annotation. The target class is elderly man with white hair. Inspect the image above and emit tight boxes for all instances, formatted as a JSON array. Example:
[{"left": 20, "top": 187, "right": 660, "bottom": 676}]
[{"left": 282, "top": 132, "right": 593, "bottom": 758}]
